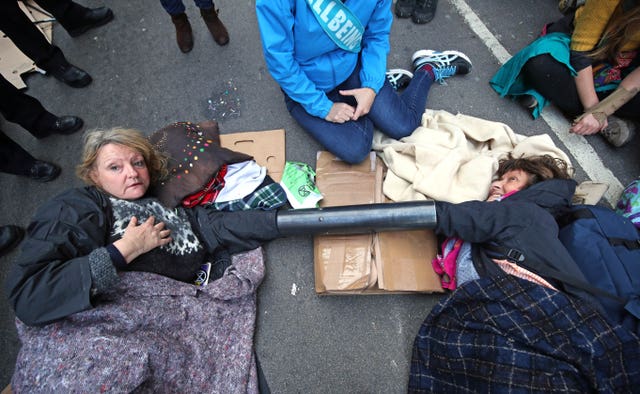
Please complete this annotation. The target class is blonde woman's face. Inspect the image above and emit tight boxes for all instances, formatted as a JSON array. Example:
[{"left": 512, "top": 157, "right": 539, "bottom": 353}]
[{"left": 90, "top": 143, "right": 150, "bottom": 200}]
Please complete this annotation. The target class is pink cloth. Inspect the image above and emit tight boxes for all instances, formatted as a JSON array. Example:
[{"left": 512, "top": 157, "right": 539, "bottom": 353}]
[{"left": 432, "top": 238, "right": 463, "bottom": 290}]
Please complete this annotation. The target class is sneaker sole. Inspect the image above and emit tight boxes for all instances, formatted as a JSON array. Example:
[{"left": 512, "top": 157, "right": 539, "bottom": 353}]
[
  {"left": 602, "top": 118, "right": 636, "bottom": 147},
  {"left": 412, "top": 11, "right": 436, "bottom": 24},
  {"left": 395, "top": 9, "right": 414, "bottom": 18},
  {"left": 411, "top": 49, "right": 472, "bottom": 66},
  {"left": 386, "top": 68, "right": 414, "bottom": 78},
  {"left": 615, "top": 126, "right": 636, "bottom": 147}
]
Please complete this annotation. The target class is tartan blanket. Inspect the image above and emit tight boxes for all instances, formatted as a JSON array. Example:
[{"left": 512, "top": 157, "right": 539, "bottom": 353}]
[{"left": 409, "top": 274, "right": 640, "bottom": 393}]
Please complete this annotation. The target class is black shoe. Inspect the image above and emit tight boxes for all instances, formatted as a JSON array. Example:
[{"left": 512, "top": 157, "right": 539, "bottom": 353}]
[
  {"left": 395, "top": 0, "right": 416, "bottom": 18},
  {"left": 67, "top": 7, "right": 115, "bottom": 37},
  {"left": 28, "top": 160, "right": 61, "bottom": 182},
  {"left": 517, "top": 94, "right": 538, "bottom": 113},
  {"left": 50, "top": 116, "right": 84, "bottom": 136},
  {"left": 412, "top": 0, "right": 438, "bottom": 24},
  {"left": 49, "top": 63, "right": 92, "bottom": 88},
  {"left": 0, "top": 225, "right": 24, "bottom": 257}
]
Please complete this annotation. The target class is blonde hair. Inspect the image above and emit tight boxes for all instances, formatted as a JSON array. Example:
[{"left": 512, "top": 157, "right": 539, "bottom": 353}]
[
  {"left": 589, "top": 4, "right": 640, "bottom": 64},
  {"left": 76, "top": 127, "right": 168, "bottom": 186}
]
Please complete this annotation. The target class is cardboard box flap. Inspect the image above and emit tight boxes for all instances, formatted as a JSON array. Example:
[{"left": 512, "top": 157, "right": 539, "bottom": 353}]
[
  {"left": 220, "top": 129, "right": 285, "bottom": 182},
  {"left": 314, "top": 234, "right": 376, "bottom": 293},
  {"left": 316, "top": 151, "right": 379, "bottom": 207},
  {"left": 377, "top": 230, "right": 442, "bottom": 292}
]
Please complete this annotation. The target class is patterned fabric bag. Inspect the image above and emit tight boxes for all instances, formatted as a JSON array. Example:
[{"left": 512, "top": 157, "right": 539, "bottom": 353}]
[{"left": 616, "top": 179, "right": 640, "bottom": 229}]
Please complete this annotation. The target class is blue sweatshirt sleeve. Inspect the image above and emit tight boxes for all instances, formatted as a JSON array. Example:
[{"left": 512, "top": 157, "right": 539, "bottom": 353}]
[
  {"left": 256, "top": 0, "right": 334, "bottom": 119},
  {"left": 358, "top": 0, "right": 392, "bottom": 93}
]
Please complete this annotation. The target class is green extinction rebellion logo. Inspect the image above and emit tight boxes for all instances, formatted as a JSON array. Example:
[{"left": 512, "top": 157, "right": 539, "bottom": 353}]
[{"left": 298, "top": 182, "right": 315, "bottom": 197}]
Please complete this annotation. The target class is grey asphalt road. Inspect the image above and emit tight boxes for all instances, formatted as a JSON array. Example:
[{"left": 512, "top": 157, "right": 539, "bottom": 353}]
[{"left": 1, "top": 0, "right": 637, "bottom": 392}]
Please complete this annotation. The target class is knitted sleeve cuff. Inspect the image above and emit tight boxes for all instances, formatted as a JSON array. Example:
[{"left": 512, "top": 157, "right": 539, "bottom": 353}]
[{"left": 88, "top": 248, "right": 120, "bottom": 294}]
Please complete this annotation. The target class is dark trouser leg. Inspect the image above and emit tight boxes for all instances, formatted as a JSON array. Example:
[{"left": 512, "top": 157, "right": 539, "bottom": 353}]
[
  {"left": 285, "top": 93, "right": 374, "bottom": 165},
  {"left": 368, "top": 68, "right": 435, "bottom": 139},
  {"left": 0, "top": 75, "right": 56, "bottom": 138},
  {"left": 254, "top": 351, "right": 271, "bottom": 394},
  {"left": 284, "top": 66, "right": 375, "bottom": 164},
  {"left": 521, "top": 54, "right": 583, "bottom": 117},
  {"left": 194, "top": 209, "right": 280, "bottom": 255},
  {"left": 614, "top": 94, "right": 640, "bottom": 121},
  {"left": 523, "top": 54, "right": 640, "bottom": 122},
  {"left": 159, "top": 0, "right": 187, "bottom": 15},
  {"left": 33, "top": 0, "right": 89, "bottom": 32},
  {"left": 0, "top": 130, "right": 38, "bottom": 176},
  {"left": 0, "top": 1, "right": 67, "bottom": 70}
]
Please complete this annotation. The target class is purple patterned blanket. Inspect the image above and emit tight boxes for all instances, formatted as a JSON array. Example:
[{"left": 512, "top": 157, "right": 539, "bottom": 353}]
[{"left": 12, "top": 248, "right": 265, "bottom": 393}]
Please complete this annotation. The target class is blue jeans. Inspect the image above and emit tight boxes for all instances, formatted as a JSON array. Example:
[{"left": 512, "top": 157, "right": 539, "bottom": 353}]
[
  {"left": 285, "top": 65, "right": 434, "bottom": 164},
  {"left": 160, "top": 0, "right": 214, "bottom": 15}
]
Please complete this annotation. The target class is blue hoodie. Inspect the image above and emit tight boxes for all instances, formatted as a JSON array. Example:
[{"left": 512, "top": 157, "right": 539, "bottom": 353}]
[{"left": 256, "top": 0, "right": 392, "bottom": 119}]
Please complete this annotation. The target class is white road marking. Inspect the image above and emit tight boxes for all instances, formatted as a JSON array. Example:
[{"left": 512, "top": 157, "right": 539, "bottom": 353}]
[{"left": 449, "top": 0, "right": 624, "bottom": 205}]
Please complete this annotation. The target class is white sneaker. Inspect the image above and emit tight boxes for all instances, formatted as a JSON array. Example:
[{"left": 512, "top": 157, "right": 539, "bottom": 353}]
[
  {"left": 386, "top": 68, "right": 413, "bottom": 91},
  {"left": 412, "top": 49, "right": 472, "bottom": 83}
]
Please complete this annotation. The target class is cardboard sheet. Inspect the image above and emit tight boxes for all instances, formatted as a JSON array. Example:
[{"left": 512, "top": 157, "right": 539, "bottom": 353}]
[
  {"left": 376, "top": 230, "right": 443, "bottom": 291},
  {"left": 220, "top": 129, "right": 286, "bottom": 182},
  {"left": 0, "top": 1, "right": 53, "bottom": 89},
  {"left": 313, "top": 151, "right": 443, "bottom": 294},
  {"left": 314, "top": 152, "right": 378, "bottom": 292}
]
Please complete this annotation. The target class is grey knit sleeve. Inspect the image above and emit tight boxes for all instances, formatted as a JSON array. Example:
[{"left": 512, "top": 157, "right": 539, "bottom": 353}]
[{"left": 88, "top": 247, "right": 120, "bottom": 294}]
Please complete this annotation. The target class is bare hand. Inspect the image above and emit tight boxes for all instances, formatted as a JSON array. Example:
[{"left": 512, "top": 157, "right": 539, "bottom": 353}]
[
  {"left": 339, "top": 88, "right": 376, "bottom": 120},
  {"left": 570, "top": 113, "right": 607, "bottom": 135},
  {"left": 113, "top": 216, "right": 172, "bottom": 263},
  {"left": 325, "top": 102, "right": 356, "bottom": 123}
]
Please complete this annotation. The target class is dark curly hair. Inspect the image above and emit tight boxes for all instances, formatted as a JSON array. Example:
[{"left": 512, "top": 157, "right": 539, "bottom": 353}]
[{"left": 495, "top": 154, "right": 572, "bottom": 188}]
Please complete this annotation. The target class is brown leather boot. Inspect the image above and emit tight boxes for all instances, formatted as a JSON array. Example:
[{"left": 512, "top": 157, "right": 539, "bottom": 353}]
[
  {"left": 200, "top": 7, "right": 229, "bottom": 46},
  {"left": 170, "top": 13, "right": 193, "bottom": 53}
]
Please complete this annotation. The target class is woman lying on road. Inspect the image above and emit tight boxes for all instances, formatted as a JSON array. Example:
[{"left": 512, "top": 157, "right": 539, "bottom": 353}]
[
  {"left": 5, "top": 127, "right": 281, "bottom": 327},
  {"left": 430, "top": 154, "right": 593, "bottom": 295},
  {"left": 409, "top": 154, "right": 640, "bottom": 392}
]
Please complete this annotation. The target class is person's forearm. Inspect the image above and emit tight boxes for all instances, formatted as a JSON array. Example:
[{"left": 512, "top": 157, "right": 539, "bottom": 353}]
[
  {"left": 574, "top": 66, "right": 600, "bottom": 110},
  {"left": 620, "top": 67, "right": 640, "bottom": 92},
  {"left": 112, "top": 238, "right": 142, "bottom": 263},
  {"left": 573, "top": 70, "right": 640, "bottom": 127}
]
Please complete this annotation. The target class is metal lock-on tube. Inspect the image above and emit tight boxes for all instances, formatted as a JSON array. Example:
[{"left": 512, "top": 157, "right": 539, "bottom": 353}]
[{"left": 276, "top": 201, "right": 437, "bottom": 236}]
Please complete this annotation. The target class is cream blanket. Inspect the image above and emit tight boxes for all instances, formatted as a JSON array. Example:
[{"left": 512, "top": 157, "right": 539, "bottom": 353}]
[{"left": 372, "top": 109, "right": 572, "bottom": 203}]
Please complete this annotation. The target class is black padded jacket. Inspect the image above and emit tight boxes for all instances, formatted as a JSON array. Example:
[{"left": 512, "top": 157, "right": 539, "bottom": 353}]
[
  {"left": 434, "top": 179, "right": 601, "bottom": 307},
  {"left": 5, "top": 186, "right": 279, "bottom": 326}
]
